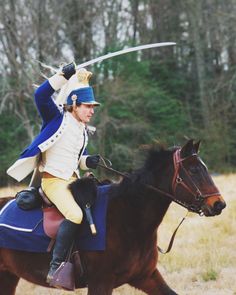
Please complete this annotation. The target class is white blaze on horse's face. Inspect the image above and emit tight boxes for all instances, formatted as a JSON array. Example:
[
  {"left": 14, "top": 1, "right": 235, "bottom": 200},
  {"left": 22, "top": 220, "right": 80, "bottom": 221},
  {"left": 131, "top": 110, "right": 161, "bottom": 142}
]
[
  {"left": 196, "top": 156, "right": 226, "bottom": 216},
  {"left": 199, "top": 158, "right": 208, "bottom": 170}
]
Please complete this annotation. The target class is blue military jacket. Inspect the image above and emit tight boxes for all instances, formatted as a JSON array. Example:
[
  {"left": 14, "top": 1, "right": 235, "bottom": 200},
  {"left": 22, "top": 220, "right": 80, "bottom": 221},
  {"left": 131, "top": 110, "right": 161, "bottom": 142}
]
[{"left": 7, "top": 80, "right": 88, "bottom": 182}]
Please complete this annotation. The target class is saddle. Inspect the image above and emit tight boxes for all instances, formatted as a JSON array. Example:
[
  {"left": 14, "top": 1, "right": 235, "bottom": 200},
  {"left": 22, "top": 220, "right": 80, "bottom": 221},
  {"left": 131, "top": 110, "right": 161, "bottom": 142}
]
[{"left": 38, "top": 187, "right": 64, "bottom": 239}]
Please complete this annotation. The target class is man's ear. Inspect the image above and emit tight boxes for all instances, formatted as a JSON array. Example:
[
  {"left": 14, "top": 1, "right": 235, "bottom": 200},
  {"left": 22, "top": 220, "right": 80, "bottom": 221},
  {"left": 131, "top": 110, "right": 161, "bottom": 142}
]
[{"left": 72, "top": 104, "right": 78, "bottom": 111}]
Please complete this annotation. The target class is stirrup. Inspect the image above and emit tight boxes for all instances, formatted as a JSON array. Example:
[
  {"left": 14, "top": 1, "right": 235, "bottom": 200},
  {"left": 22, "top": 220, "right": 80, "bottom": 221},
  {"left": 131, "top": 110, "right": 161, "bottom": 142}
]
[{"left": 47, "top": 262, "right": 75, "bottom": 290}]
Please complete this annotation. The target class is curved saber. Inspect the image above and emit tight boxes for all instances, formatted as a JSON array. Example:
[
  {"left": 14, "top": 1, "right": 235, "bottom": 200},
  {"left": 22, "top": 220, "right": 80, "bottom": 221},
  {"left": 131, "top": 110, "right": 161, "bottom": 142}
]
[
  {"left": 77, "top": 42, "right": 176, "bottom": 69},
  {"left": 35, "top": 42, "right": 176, "bottom": 74}
]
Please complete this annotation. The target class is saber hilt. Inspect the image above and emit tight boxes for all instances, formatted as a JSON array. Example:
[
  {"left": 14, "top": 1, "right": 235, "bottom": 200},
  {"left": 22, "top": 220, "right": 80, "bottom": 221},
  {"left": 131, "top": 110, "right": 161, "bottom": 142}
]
[{"left": 84, "top": 204, "right": 97, "bottom": 235}]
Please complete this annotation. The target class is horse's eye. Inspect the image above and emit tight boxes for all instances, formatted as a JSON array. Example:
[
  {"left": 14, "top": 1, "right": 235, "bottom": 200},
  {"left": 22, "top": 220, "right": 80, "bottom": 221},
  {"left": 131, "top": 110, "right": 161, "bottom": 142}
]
[{"left": 189, "top": 166, "right": 198, "bottom": 174}]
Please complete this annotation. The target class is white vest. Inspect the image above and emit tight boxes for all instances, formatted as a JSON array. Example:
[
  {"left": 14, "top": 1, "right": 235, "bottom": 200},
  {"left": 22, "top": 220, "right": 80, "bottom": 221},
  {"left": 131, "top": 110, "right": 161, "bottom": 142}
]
[{"left": 41, "top": 112, "right": 86, "bottom": 180}]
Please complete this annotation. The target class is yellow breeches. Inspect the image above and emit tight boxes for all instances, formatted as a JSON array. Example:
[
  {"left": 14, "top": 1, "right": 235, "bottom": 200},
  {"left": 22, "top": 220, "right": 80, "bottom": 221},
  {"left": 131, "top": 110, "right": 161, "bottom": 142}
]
[{"left": 41, "top": 177, "right": 83, "bottom": 224}]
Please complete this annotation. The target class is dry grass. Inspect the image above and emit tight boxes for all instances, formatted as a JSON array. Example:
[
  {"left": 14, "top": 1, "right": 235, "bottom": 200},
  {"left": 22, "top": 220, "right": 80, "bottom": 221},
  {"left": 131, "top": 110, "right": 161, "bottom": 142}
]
[{"left": 1, "top": 174, "right": 235, "bottom": 295}]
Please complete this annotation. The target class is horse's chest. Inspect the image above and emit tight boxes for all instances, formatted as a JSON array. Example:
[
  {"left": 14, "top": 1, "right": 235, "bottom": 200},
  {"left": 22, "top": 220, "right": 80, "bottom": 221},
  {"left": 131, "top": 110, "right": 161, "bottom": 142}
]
[{"left": 115, "top": 245, "right": 157, "bottom": 281}]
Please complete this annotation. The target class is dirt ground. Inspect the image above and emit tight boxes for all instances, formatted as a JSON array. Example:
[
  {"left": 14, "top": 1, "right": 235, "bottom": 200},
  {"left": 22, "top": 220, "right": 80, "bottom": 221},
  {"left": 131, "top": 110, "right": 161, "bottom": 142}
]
[{"left": 1, "top": 174, "right": 236, "bottom": 295}]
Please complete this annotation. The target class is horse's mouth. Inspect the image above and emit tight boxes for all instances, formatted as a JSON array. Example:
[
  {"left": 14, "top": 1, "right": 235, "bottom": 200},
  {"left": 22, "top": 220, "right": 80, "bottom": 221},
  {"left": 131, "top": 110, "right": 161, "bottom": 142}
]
[{"left": 201, "top": 200, "right": 226, "bottom": 216}]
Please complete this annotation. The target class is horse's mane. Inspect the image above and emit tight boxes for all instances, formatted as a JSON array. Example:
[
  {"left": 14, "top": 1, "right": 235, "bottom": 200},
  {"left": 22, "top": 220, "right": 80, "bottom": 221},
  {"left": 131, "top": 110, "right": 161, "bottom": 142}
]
[{"left": 109, "top": 144, "right": 178, "bottom": 199}]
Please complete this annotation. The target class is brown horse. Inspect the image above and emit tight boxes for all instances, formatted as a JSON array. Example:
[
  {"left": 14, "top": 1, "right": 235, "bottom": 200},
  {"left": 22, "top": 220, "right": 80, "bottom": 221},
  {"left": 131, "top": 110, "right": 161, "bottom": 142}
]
[{"left": 0, "top": 140, "right": 226, "bottom": 295}]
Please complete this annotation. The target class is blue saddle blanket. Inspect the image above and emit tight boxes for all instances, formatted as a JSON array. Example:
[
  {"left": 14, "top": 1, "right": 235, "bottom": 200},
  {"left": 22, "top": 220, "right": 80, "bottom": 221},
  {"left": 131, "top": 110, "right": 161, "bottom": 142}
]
[{"left": 0, "top": 185, "right": 111, "bottom": 253}]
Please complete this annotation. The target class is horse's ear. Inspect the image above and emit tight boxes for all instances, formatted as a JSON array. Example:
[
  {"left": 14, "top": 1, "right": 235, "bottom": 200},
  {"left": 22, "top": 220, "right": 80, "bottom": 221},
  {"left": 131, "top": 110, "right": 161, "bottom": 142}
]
[
  {"left": 193, "top": 140, "right": 201, "bottom": 153},
  {"left": 180, "top": 139, "right": 194, "bottom": 158}
]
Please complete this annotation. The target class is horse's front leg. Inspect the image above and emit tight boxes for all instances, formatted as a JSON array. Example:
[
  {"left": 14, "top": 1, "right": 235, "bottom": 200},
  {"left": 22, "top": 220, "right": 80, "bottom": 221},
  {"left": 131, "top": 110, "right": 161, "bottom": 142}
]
[
  {"left": 87, "top": 285, "right": 113, "bottom": 295},
  {"left": 87, "top": 278, "right": 114, "bottom": 295},
  {"left": 130, "top": 268, "right": 178, "bottom": 295},
  {"left": 0, "top": 270, "right": 20, "bottom": 295}
]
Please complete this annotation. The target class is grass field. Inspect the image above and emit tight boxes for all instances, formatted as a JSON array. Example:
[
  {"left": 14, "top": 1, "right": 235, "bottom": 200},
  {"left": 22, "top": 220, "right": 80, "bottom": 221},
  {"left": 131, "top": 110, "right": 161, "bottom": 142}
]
[{"left": 0, "top": 174, "right": 235, "bottom": 295}]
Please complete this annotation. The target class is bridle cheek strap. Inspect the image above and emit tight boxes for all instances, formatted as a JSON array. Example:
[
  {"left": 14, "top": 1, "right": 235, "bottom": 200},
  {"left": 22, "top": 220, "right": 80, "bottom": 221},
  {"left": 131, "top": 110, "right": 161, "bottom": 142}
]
[{"left": 171, "top": 150, "right": 180, "bottom": 193}]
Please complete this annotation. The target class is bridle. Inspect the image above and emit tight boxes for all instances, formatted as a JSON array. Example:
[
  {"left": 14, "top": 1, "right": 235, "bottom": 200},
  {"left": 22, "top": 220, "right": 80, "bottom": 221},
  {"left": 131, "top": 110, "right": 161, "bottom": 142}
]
[{"left": 98, "top": 148, "right": 221, "bottom": 215}]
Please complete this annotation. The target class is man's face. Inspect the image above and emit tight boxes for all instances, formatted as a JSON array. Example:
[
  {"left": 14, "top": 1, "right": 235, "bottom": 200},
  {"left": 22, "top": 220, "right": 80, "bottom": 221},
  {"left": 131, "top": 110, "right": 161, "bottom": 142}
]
[{"left": 72, "top": 104, "right": 95, "bottom": 123}]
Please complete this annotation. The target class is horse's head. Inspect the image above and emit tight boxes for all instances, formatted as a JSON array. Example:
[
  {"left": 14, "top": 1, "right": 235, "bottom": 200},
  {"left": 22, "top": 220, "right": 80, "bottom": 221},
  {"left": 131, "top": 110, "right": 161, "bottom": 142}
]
[{"left": 171, "top": 139, "right": 226, "bottom": 216}]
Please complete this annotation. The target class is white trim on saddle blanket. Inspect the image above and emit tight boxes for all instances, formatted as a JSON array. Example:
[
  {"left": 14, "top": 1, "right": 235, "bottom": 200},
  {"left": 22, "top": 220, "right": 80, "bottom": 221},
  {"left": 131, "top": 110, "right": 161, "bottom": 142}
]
[{"left": 0, "top": 200, "right": 37, "bottom": 232}]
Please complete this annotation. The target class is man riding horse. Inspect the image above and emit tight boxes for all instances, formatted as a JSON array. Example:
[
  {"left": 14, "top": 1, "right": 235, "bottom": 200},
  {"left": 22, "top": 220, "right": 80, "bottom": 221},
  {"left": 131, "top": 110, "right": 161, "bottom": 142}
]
[{"left": 6, "top": 63, "right": 101, "bottom": 286}]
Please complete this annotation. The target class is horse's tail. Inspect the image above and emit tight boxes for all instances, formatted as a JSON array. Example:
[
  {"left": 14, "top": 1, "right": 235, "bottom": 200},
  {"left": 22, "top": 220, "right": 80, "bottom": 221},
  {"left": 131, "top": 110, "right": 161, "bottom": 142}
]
[{"left": 0, "top": 197, "right": 14, "bottom": 209}]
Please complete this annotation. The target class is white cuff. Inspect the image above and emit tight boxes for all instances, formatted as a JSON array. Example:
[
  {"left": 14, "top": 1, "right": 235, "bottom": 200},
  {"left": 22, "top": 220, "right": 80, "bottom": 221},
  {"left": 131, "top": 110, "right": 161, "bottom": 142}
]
[
  {"left": 48, "top": 73, "right": 68, "bottom": 91},
  {"left": 79, "top": 155, "right": 89, "bottom": 170}
]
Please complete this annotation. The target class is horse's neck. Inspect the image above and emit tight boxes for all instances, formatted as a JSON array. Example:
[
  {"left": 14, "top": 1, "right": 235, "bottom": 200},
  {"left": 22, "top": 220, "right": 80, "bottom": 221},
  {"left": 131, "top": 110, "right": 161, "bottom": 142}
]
[
  {"left": 112, "top": 189, "right": 172, "bottom": 235},
  {"left": 135, "top": 194, "right": 171, "bottom": 232}
]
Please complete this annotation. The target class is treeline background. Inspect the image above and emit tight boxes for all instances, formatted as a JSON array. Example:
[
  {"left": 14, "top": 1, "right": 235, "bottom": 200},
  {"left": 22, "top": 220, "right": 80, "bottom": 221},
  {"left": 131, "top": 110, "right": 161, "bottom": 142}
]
[{"left": 1, "top": 0, "right": 236, "bottom": 186}]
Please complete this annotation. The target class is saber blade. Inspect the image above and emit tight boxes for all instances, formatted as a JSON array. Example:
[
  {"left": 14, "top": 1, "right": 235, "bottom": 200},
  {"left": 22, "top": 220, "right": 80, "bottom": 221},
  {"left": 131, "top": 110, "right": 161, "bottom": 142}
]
[{"left": 77, "top": 42, "right": 176, "bottom": 69}]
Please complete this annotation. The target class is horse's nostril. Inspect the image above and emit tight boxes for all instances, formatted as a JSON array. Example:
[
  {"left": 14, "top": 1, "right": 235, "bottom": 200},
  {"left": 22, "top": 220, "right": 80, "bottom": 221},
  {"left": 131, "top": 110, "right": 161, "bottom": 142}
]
[{"left": 214, "top": 201, "right": 226, "bottom": 212}]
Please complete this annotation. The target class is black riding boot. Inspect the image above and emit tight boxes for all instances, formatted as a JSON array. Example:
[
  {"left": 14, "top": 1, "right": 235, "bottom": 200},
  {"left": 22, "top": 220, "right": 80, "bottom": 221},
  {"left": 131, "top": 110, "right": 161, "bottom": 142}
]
[{"left": 46, "top": 219, "right": 78, "bottom": 285}]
